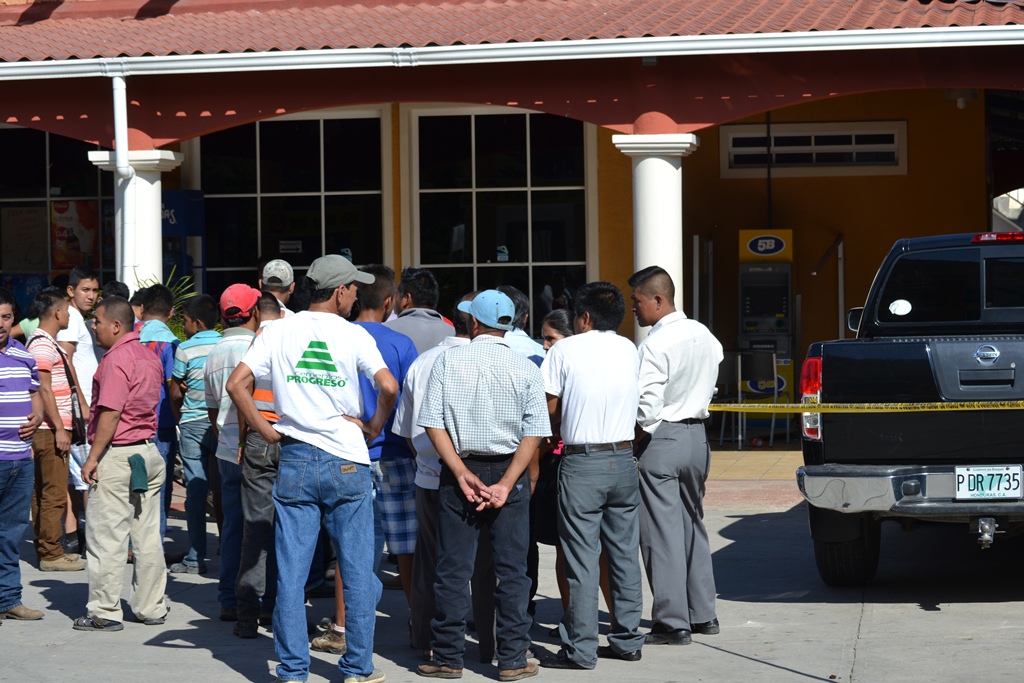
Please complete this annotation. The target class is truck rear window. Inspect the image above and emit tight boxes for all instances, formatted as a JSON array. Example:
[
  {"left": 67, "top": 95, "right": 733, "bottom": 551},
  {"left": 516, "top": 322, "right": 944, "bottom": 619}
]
[
  {"left": 877, "top": 249, "right": 980, "bottom": 323},
  {"left": 985, "top": 257, "right": 1024, "bottom": 308}
]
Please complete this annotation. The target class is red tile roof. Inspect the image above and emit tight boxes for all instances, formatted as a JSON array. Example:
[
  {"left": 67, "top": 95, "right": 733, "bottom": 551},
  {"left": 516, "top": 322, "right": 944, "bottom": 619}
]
[{"left": 0, "top": 0, "right": 1022, "bottom": 62}]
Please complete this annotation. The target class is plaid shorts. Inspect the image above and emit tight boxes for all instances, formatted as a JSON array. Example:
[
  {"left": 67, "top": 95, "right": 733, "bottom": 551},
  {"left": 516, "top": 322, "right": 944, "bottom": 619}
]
[{"left": 377, "top": 456, "right": 418, "bottom": 555}]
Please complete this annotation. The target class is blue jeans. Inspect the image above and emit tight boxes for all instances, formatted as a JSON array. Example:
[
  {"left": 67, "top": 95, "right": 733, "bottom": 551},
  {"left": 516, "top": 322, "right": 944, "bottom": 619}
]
[
  {"left": 0, "top": 458, "right": 33, "bottom": 612},
  {"left": 433, "top": 457, "right": 531, "bottom": 671},
  {"left": 273, "top": 439, "right": 380, "bottom": 682},
  {"left": 557, "top": 450, "right": 645, "bottom": 667},
  {"left": 153, "top": 426, "right": 179, "bottom": 540},
  {"left": 218, "top": 458, "right": 244, "bottom": 609},
  {"left": 178, "top": 420, "right": 216, "bottom": 567},
  {"left": 369, "top": 460, "right": 385, "bottom": 575}
]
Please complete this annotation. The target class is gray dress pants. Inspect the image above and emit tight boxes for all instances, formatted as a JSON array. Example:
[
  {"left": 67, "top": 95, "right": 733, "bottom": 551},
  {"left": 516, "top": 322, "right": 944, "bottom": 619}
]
[
  {"left": 638, "top": 420, "right": 717, "bottom": 632},
  {"left": 557, "top": 448, "right": 645, "bottom": 667}
]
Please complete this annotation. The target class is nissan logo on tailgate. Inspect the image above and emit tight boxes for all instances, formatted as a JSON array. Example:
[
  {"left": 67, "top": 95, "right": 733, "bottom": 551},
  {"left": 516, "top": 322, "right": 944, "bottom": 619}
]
[{"left": 975, "top": 345, "right": 1000, "bottom": 365}]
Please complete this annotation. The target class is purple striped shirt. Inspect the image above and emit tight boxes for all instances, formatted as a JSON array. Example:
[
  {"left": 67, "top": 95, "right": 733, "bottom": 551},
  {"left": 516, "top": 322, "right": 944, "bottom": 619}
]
[{"left": 0, "top": 338, "right": 40, "bottom": 461}]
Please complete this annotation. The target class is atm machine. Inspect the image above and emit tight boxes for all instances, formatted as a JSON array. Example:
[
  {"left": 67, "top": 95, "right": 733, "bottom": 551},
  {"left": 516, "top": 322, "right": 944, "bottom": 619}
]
[{"left": 737, "top": 231, "right": 794, "bottom": 429}]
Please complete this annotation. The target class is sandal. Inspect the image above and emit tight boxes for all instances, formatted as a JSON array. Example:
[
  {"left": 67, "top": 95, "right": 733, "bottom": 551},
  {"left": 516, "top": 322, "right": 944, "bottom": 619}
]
[{"left": 73, "top": 616, "right": 124, "bottom": 632}]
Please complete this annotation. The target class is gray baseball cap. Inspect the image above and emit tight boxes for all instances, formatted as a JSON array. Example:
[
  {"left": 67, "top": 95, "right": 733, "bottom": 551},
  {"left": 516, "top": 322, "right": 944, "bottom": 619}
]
[
  {"left": 262, "top": 259, "right": 294, "bottom": 287},
  {"left": 307, "top": 254, "right": 375, "bottom": 290}
]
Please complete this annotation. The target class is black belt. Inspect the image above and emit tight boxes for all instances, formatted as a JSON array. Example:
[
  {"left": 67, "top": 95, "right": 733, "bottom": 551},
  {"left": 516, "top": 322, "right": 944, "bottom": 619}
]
[
  {"left": 669, "top": 418, "right": 706, "bottom": 425},
  {"left": 113, "top": 439, "right": 153, "bottom": 447},
  {"left": 562, "top": 441, "right": 633, "bottom": 456},
  {"left": 461, "top": 452, "right": 515, "bottom": 462}
]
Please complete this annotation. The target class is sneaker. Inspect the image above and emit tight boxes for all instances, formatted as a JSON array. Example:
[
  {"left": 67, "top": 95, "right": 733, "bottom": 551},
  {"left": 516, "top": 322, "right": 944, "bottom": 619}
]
[
  {"left": 168, "top": 562, "right": 208, "bottom": 575},
  {"left": 1, "top": 604, "right": 43, "bottom": 620},
  {"left": 234, "top": 620, "right": 258, "bottom": 639},
  {"left": 143, "top": 609, "right": 170, "bottom": 626},
  {"left": 343, "top": 669, "right": 385, "bottom": 683},
  {"left": 39, "top": 555, "right": 86, "bottom": 572},
  {"left": 311, "top": 625, "right": 347, "bottom": 654}
]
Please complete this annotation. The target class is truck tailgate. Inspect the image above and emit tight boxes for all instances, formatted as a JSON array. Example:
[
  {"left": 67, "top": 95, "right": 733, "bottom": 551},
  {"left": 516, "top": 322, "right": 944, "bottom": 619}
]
[{"left": 818, "top": 337, "right": 1024, "bottom": 465}]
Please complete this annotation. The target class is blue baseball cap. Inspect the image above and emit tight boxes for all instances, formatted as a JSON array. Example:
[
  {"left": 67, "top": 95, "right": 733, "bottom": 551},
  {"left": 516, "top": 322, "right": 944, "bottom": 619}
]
[{"left": 458, "top": 289, "right": 515, "bottom": 331}]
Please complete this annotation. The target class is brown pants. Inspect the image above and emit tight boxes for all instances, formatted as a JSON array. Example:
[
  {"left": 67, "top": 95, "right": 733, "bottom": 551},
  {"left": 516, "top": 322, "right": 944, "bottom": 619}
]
[{"left": 32, "top": 428, "right": 70, "bottom": 561}]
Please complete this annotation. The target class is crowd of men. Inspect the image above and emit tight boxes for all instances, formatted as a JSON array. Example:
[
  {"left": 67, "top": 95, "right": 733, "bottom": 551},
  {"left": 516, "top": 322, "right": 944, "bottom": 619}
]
[{"left": 0, "top": 258, "right": 724, "bottom": 683}]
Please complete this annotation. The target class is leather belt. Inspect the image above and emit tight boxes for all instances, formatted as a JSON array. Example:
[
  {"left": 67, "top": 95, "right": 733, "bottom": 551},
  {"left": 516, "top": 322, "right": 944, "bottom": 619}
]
[
  {"left": 113, "top": 439, "right": 153, "bottom": 447},
  {"left": 562, "top": 441, "right": 633, "bottom": 456}
]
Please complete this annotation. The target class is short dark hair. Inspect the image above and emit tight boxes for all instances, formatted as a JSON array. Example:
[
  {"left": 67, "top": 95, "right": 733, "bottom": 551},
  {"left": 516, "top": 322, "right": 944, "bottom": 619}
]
[
  {"left": 258, "top": 291, "right": 282, "bottom": 318},
  {"left": 102, "top": 280, "right": 130, "bottom": 300},
  {"left": 496, "top": 285, "right": 529, "bottom": 329},
  {"left": 68, "top": 265, "right": 100, "bottom": 290},
  {"left": 573, "top": 281, "right": 626, "bottom": 331},
  {"left": 183, "top": 294, "right": 218, "bottom": 330},
  {"left": 129, "top": 286, "right": 150, "bottom": 307},
  {"left": 96, "top": 296, "right": 135, "bottom": 328},
  {"left": 29, "top": 287, "right": 67, "bottom": 320},
  {"left": 541, "top": 308, "right": 575, "bottom": 339},
  {"left": 397, "top": 268, "right": 440, "bottom": 310},
  {"left": 450, "top": 292, "right": 478, "bottom": 336},
  {"left": 627, "top": 265, "right": 675, "bottom": 301},
  {"left": 356, "top": 264, "right": 396, "bottom": 310},
  {"left": 143, "top": 285, "right": 174, "bottom": 317},
  {"left": 302, "top": 276, "right": 337, "bottom": 305},
  {"left": 0, "top": 287, "right": 17, "bottom": 311}
]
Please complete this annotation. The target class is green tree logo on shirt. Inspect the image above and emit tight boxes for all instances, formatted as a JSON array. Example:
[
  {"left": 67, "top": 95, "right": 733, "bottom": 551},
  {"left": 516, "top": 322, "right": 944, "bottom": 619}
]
[
  {"left": 296, "top": 341, "right": 337, "bottom": 372},
  {"left": 287, "top": 341, "right": 348, "bottom": 388}
]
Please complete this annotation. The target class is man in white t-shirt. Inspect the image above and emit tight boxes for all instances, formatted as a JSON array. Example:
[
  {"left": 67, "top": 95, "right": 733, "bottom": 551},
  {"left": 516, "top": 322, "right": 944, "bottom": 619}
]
[
  {"left": 227, "top": 255, "right": 398, "bottom": 683},
  {"left": 57, "top": 265, "right": 100, "bottom": 407},
  {"left": 540, "top": 281, "right": 645, "bottom": 671}
]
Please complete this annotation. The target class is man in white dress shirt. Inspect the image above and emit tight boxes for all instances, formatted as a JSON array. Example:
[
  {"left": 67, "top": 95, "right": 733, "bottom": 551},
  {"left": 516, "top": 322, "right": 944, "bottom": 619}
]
[
  {"left": 629, "top": 265, "right": 724, "bottom": 646},
  {"left": 539, "top": 281, "right": 645, "bottom": 670}
]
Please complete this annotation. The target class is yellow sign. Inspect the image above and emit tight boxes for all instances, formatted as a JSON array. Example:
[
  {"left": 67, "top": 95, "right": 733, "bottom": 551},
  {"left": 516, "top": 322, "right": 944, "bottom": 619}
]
[{"left": 739, "top": 229, "right": 793, "bottom": 263}]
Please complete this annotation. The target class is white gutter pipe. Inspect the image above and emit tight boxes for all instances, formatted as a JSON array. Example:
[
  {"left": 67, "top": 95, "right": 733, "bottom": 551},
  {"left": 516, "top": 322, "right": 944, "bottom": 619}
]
[
  {"left": 111, "top": 75, "right": 137, "bottom": 289},
  {"left": 0, "top": 25, "right": 1023, "bottom": 81}
]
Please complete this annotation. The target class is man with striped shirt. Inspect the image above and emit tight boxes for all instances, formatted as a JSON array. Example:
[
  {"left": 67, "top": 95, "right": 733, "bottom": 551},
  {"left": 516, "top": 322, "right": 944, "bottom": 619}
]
[
  {"left": 0, "top": 287, "right": 45, "bottom": 622},
  {"left": 27, "top": 288, "right": 87, "bottom": 572},
  {"left": 169, "top": 294, "right": 221, "bottom": 575}
]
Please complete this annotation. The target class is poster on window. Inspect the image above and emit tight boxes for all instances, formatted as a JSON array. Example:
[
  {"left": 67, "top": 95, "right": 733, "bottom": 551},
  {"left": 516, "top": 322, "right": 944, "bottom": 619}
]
[
  {"left": 1, "top": 206, "right": 49, "bottom": 274},
  {"left": 51, "top": 200, "right": 100, "bottom": 270}
]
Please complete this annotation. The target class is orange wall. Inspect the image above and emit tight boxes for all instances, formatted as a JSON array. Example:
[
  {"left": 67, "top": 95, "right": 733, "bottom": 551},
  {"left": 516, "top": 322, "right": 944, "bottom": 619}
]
[{"left": 595, "top": 88, "right": 988, "bottom": 353}]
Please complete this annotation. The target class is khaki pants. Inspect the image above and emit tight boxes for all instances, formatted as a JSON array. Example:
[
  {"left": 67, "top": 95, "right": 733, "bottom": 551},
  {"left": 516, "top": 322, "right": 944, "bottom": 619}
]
[
  {"left": 85, "top": 442, "right": 167, "bottom": 622},
  {"left": 31, "top": 429, "right": 70, "bottom": 561}
]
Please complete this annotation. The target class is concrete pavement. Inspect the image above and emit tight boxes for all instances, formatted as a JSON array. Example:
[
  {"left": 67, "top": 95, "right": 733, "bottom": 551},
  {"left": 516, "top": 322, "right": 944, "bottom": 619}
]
[{"left": 4, "top": 447, "right": 1024, "bottom": 682}]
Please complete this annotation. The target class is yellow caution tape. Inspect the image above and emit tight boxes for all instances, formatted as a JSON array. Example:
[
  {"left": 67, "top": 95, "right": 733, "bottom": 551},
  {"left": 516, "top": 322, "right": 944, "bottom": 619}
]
[{"left": 709, "top": 401, "right": 1024, "bottom": 414}]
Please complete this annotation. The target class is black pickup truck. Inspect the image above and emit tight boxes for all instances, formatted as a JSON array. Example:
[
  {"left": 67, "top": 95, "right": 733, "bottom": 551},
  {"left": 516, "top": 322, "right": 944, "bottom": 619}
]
[{"left": 797, "top": 232, "right": 1024, "bottom": 586}]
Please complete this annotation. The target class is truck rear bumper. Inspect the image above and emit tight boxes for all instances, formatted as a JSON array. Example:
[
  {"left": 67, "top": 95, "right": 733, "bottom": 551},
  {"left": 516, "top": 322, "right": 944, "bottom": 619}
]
[{"left": 797, "top": 464, "right": 1024, "bottom": 519}]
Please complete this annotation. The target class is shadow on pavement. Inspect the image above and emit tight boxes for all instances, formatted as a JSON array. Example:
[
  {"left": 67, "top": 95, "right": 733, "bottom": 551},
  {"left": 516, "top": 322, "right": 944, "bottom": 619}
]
[{"left": 714, "top": 503, "right": 1024, "bottom": 609}]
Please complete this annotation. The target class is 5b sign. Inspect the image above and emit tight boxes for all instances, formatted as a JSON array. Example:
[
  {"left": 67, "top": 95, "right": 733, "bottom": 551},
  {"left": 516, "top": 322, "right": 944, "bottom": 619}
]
[{"left": 739, "top": 229, "right": 793, "bottom": 263}]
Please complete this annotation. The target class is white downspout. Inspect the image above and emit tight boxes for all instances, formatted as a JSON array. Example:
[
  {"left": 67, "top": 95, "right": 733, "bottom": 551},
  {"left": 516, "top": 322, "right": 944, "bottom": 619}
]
[{"left": 112, "top": 75, "right": 136, "bottom": 289}]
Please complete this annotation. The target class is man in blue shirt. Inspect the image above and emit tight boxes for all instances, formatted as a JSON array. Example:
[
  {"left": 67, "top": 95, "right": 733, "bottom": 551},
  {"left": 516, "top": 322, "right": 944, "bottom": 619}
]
[{"left": 138, "top": 284, "right": 180, "bottom": 544}]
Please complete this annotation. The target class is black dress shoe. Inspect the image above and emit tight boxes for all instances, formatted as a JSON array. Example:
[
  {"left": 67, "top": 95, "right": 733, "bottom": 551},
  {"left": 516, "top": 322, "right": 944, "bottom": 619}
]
[
  {"left": 644, "top": 628, "right": 692, "bottom": 645},
  {"left": 539, "top": 655, "right": 590, "bottom": 670},
  {"left": 597, "top": 645, "right": 642, "bottom": 662},
  {"left": 692, "top": 618, "right": 720, "bottom": 635}
]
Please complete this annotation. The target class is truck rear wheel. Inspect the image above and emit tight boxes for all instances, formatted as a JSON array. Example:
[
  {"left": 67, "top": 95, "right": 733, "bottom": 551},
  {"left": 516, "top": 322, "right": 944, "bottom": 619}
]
[{"left": 809, "top": 509, "right": 881, "bottom": 586}]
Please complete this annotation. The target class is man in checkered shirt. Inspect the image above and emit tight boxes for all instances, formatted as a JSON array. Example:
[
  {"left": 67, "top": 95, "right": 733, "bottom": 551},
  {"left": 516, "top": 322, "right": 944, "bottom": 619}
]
[{"left": 416, "top": 289, "right": 550, "bottom": 683}]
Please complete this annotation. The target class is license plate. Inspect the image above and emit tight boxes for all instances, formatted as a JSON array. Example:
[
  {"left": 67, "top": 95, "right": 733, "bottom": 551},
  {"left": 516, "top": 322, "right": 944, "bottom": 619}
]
[{"left": 954, "top": 466, "right": 1023, "bottom": 500}]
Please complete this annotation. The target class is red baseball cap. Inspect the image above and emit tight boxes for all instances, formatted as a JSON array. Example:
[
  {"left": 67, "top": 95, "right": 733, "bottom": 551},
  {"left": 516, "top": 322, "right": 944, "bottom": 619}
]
[{"left": 220, "top": 284, "right": 261, "bottom": 321}]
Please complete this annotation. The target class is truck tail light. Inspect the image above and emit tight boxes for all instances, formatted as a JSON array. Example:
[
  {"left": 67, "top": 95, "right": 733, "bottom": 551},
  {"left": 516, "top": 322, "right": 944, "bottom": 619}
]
[{"left": 801, "top": 356, "right": 822, "bottom": 441}]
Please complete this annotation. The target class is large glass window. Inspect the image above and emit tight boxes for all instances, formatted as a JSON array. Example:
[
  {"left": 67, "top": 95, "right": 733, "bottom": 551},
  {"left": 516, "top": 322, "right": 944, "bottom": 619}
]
[
  {"left": 0, "top": 126, "right": 110, "bottom": 315},
  {"left": 414, "top": 111, "right": 587, "bottom": 335},
  {"left": 201, "top": 111, "right": 386, "bottom": 291}
]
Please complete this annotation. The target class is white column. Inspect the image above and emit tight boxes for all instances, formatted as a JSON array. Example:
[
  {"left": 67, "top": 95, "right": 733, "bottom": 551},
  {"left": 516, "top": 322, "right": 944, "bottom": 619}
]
[
  {"left": 89, "top": 150, "right": 183, "bottom": 291},
  {"left": 612, "top": 134, "right": 699, "bottom": 337}
]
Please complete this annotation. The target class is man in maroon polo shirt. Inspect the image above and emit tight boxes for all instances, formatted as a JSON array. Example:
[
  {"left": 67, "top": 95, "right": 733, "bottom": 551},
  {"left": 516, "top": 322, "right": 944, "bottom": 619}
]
[{"left": 73, "top": 296, "right": 167, "bottom": 632}]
